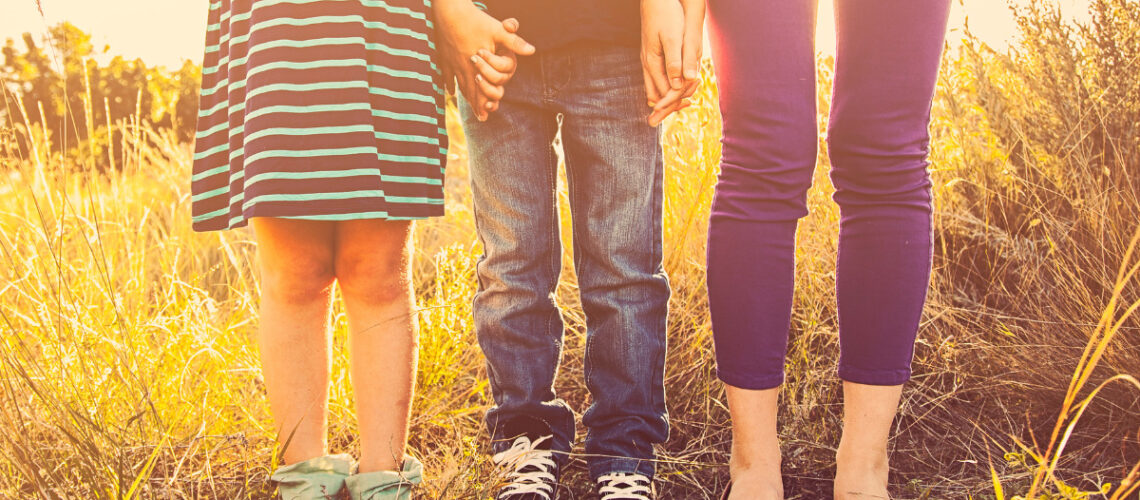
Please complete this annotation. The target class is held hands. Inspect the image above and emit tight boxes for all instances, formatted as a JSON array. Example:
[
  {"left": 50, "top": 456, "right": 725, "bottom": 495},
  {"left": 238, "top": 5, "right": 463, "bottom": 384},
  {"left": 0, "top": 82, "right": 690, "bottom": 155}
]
[
  {"left": 434, "top": 0, "right": 536, "bottom": 121},
  {"left": 641, "top": 0, "right": 706, "bottom": 127}
]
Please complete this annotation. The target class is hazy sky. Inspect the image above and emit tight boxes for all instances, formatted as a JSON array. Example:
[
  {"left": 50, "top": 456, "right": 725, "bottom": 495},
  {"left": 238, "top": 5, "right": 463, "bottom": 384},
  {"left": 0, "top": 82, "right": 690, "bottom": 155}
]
[{"left": 0, "top": 0, "right": 1092, "bottom": 68}]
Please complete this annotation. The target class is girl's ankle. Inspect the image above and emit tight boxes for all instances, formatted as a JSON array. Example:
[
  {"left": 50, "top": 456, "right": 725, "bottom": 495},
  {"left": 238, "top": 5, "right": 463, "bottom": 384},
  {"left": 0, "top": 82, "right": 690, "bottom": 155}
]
[{"left": 356, "top": 457, "right": 403, "bottom": 475}]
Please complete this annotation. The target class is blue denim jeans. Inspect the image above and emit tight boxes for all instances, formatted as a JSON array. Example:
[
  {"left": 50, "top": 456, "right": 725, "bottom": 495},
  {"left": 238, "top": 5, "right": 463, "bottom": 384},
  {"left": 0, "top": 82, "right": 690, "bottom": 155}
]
[{"left": 458, "top": 44, "right": 670, "bottom": 481}]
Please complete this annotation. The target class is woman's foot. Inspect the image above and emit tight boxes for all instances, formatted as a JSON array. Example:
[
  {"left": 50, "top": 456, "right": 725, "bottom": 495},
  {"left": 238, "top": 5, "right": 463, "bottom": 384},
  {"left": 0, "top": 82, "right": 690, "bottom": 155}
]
[{"left": 833, "top": 448, "right": 890, "bottom": 500}]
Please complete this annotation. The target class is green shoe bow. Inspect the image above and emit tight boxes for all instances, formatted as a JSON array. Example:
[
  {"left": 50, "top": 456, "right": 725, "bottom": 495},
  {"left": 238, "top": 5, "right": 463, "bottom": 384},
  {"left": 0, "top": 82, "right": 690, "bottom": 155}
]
[
  {"left": 345, "top": 455, "right": 423, "bottom": 500},
  {"left": 271, "top": 453, "right": 354, "bottom": 500}
]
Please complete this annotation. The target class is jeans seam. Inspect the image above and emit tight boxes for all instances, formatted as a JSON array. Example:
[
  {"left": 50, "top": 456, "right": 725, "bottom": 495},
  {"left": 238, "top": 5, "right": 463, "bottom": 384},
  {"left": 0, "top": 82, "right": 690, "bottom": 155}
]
[
  {"left": 650, "top": 139, "right": 667, "bottom": 415},
  {"left": 652, "top": 134, "right": 664, "bottom": 269},
  {"left": 470, "top": 208, "right": 494, "bottom": 400},
  {"left": 545, "top": 119, "right": 562, "bottom": 371}
]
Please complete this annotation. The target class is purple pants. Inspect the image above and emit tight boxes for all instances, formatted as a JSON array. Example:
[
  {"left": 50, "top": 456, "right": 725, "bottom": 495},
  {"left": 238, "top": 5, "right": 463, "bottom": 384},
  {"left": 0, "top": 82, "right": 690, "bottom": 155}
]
[{"left": 706, "top": 0, "right": 951, "bottom": 389}]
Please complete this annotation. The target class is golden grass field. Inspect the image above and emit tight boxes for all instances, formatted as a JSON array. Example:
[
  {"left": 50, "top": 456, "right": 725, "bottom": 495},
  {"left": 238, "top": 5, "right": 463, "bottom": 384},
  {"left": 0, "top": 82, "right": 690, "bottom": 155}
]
[{"left": 2, "top": 1, "right": 1139, "bottom": 498}]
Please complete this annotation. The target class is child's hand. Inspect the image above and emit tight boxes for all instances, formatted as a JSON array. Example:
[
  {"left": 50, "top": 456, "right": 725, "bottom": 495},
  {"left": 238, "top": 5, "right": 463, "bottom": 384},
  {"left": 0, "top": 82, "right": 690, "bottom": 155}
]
[
  {"left": 435, "top": 0, "right": 536, "bottom": 121},
  {"left": 641, "top": 0, "right": 705, "bottom": 127},
  {"left": 468, "top": 18, "right": 527, "bottom": 114}
]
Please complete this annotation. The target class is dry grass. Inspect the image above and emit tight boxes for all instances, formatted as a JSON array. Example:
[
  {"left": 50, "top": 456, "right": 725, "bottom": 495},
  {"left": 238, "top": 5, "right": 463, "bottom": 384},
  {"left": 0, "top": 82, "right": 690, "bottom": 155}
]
[{"left": 1, "top": 0, "right": 1139, "bottom": 498}]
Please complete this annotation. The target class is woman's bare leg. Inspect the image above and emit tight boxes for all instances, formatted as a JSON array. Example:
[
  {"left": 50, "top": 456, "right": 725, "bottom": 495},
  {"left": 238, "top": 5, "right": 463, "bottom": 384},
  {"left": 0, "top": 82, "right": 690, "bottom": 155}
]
[
  {"left": 833, "top": 382, "right": 903, "bottom": 500},
  {"left": 725, "top": 385, "right": 784, "bottom": 500},
  {"left": 333, "top": 219, "right": 418, "bottom": 473},
  {"left": 252, "top": 218, "right": 338, "bottom": 465}
]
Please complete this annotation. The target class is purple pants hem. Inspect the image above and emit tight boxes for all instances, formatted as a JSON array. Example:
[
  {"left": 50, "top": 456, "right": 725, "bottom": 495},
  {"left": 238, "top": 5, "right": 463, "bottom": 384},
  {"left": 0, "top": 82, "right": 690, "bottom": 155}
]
[
  {"left": 717, "top": 369, "right": 784, "bottom": 391},
  {"left": 837, "top": 365, "right": 911, "bottom": 387}
]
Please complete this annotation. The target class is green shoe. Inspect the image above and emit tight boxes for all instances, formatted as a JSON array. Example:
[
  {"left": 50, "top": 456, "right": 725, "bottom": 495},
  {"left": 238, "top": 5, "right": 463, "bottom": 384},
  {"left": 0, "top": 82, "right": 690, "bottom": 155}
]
[
  {"left": 344, "top": 455, "right": 423, "bottom": 500},
  {"left": 271, "top": 453, "right": 354, "bottom": 500}
]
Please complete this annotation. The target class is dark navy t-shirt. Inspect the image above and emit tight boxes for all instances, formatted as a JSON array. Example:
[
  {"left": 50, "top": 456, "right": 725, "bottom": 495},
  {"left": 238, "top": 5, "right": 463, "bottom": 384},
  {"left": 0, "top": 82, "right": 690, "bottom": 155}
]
[{"left": 480, "top": 0, "right": 640, "bottom": 50}]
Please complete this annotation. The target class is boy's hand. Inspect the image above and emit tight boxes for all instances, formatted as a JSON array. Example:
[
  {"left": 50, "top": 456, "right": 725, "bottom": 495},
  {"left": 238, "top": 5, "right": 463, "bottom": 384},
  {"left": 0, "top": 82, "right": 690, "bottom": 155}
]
[
  {"left": 641, "top": 0, "right": 705, "bottom": 127},
  {"left": 435, "top": 0, "right": 536, "bottom": 121}
]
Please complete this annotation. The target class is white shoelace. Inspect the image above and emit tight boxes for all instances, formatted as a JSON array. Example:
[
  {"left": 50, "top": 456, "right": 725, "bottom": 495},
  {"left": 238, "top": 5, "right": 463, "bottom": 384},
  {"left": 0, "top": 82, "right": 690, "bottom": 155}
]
[
  {"left": 597, "top": 472, "right": 653, "bottom": 500},
  {"left": 491, "top": 435, "right": 557, "bottom": 499}
]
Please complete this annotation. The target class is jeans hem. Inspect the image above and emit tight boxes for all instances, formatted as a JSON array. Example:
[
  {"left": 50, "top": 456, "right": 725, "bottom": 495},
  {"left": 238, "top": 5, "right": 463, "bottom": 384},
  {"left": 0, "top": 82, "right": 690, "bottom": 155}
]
[
  {"left": 588, "top": 456, "right": 657, "bottom": 482},
  {"left": 837, "top": 365, "right": 911, "bottom": 386},
  {"left": 717, "top": 368, "right": 784, "bottom": 390}
]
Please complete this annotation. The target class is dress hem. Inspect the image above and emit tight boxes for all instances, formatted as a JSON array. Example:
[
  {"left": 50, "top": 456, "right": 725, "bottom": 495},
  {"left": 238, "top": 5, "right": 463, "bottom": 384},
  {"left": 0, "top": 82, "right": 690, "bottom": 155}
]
[{"left": 191, "top": 207, "right": 446, "bottom": 232}]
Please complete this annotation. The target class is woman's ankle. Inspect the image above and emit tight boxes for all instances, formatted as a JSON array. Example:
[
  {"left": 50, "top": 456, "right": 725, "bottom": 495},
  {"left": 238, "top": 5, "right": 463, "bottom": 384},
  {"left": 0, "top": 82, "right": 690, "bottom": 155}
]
[
  {"left": 729, "top": 454, "right": 781, "bottom": 478},
  {"left": 727, "top": 461, "right": 784, "bottom": 500},
  {"left": 835, "top": 443, "right": 889, "bottom": 475},
  {"left": 729, "top": 444, "right": 782, "bottom": 493},
  {"left": 834, "top": 447, "right": 890, "bottom": 500},
  {"left": 729, "top": 437, "right": 781, "bottom": 473}
]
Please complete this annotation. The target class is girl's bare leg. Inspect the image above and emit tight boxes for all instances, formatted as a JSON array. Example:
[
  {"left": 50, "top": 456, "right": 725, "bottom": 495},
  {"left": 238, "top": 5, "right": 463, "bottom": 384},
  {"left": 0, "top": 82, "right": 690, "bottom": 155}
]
[
  {"left": 334, "top": 220, "right": 418, "bottom": 473},
  {"left": 252, "top": 218, "right": 338, "bottom": 465}
]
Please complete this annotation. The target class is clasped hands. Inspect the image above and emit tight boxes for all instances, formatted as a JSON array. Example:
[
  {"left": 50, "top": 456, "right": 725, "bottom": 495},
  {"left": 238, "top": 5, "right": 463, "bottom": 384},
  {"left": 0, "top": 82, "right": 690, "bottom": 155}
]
[{"left": 434, "top": 0, "right": 706, "bottom": 127}]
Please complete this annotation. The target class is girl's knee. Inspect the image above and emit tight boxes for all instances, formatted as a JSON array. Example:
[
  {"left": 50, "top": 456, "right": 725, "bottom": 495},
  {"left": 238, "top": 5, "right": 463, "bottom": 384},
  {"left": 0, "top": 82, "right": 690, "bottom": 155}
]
[
  {"left": 260, "top": 254, "right": 336, "bottom": 304},
  {"left": 334, "top": 249, "right": 411, "bottom": 304}
]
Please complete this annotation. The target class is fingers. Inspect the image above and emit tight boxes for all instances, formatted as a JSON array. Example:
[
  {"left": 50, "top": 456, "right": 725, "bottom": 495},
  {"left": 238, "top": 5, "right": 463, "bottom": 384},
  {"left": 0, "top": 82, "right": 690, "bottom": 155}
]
[
  {"left": 501, "top": 17, "right": 520, "bottom": 33},
  {"left": 647, "top": 81, "right": 698, "bottom": 127},
  {"left": 644, "top": 46, "right": 671, "bottom": 101},
  {"left": 473, "top": 82, "right": 501, "bottom": 119},
  {"left": 471, "top": 52, "right": 511, "bottom": 85},
  {"left": 464, "top": 58, "right": 505, "bottom": 121},
  {"left": 649, "top": 91, "right": 682, "bottom": 125},
  {"left": 654, "top": 78, "right": 699, "bottom": 110},
  {"left": 643, "top": 64, "right": 663, "bottom": 107},
  {"left": 650, "top": 78, "right": 691, "bottom": 114},
  {"left": 465, "top": 66, "right": 503, "bottom": 120},
  {"left": 681, "top": 0, "right": 705, "bottom": 82},
  {"left": 458, "top": 73, "right": 490, "bottom": 121},
  {"left": 648, "top": 98, "right": 690, "bottom": 127},
  {"left": 482, "top": 47, "right": 518, "bottom": 74},
  {"left": 680, "top": 77, "right": 700, "bottom": 100},
  {"left": 493, "top": 28, "right": 536, "bottom": 56},
  {"left": 474, "top": 73, "right": 504, "bottom": 101},
  {"left": 662, "top": 31, "right": 684, "bottom": 90},
  {"left": 477, "top": 48, "right": 517, "bottom": 74},
  {"left": 470, "top": 51, "right": 513, "bottom": 117}
]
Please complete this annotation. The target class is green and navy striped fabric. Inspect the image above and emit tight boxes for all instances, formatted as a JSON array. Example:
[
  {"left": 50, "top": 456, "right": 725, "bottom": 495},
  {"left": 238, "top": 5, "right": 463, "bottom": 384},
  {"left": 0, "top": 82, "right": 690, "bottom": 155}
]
[{"left": 191, "top": 0, "right": 448, "bottom": 231}]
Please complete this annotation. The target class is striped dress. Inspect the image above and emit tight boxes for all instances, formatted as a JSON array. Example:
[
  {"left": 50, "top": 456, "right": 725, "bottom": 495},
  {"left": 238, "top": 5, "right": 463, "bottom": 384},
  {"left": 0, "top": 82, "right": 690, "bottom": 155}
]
[{"left": 191, "top": 0, "right": 448, "bottom": 231}]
